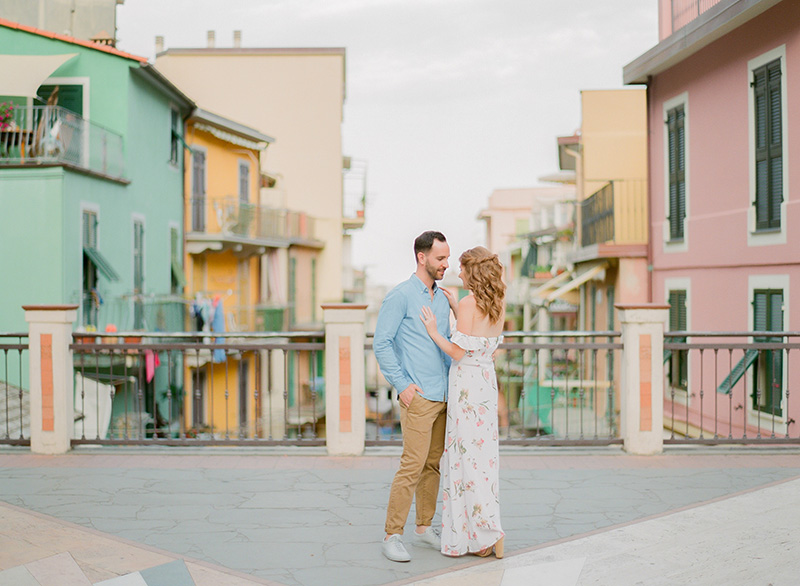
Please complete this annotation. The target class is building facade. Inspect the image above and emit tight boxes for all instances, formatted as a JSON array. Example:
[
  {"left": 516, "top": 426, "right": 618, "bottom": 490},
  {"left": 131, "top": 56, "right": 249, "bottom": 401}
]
[
  {"left": 624, "top": 0, "right": 799, "bottom": 436},
  {"left": 155, "top": 37, "right": 359, "bottom": 328}
]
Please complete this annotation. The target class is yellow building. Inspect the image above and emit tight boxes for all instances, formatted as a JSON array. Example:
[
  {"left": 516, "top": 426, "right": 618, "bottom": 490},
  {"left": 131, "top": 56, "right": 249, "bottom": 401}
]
[
  {"left": 156, "top": 35, "right": 363, "bottom": 330},
  {"left": 182, "top": 108, "right": 275, "bottom": 437}
]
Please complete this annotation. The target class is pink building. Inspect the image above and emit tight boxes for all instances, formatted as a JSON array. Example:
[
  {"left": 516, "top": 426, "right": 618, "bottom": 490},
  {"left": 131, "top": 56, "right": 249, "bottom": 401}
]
[{"left": 625, "top": 0, "right": 799, "bottom": 437}]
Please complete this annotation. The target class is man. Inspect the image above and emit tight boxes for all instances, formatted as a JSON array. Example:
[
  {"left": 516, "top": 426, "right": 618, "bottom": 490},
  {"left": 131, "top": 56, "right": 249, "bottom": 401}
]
[{"left": 374, "top": 230, "right": 454, "bottom": 562}]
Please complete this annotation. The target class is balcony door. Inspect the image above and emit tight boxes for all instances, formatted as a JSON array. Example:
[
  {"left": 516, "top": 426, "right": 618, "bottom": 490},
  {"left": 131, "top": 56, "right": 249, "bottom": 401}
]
[{"left": 37, "top": 85, "right": 83, "bottom": 115}]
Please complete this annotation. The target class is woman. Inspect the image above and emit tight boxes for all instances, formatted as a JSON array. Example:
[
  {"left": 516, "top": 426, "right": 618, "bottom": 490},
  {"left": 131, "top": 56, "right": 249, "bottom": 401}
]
[{"left": 420, "top": 246, "right": 505, "bottom": 558}]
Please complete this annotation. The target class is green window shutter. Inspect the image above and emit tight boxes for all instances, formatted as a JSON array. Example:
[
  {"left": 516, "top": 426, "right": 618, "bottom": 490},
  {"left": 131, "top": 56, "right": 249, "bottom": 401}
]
[
  {"left": 666, "top": 290, "right": 687, "bottom": 388},
  {"left": 717, "top": 349, "right": 759, "bottom": 394},
  {"left": 667, "top": 106, "right": 685, "bottom": 240},
  {"left": 749, "top": 289, "right": 783, "bottom": 414},
  {"left": 520, "top": 243, "right": 538, "bottom": 278},
  {"left": 239, "top": 162, "right": 249, "bottom": 202},
  {"left": 170, "top": 227, "right": 186, "bottom": 290},
  {"left": 753, "top": 59, "right": 782, "bottom": 230},
  {"left": 288, "top": 257, "right": 297, "bottom": 325}
]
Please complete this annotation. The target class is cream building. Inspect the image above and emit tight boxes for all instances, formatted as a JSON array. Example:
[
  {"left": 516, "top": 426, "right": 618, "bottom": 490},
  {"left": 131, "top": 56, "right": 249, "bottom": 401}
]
[{"left": 156, "top": 33, "right": 358, "bottom": 325}]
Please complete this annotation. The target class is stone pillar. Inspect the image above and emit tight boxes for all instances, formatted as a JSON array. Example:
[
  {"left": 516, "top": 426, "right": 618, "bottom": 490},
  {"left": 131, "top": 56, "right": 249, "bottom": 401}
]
[
  {"left": 24, "top": 305, "right": 78, "bottom": 455},
  {"left": 616, "top": 304, "right": 670, "bottom": 455},
  {"left": 322, "top": 304, "right": 367, "bottom": 456}
]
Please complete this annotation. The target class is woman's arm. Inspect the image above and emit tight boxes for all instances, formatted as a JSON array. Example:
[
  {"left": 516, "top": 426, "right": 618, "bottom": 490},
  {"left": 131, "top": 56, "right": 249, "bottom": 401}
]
[{"left": 420, "top": 306, "right": 465, "bottom": 361}]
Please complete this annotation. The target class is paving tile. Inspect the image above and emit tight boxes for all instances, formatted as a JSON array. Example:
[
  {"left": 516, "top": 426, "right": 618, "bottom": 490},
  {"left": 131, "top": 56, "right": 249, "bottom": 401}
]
[
  {"left": 139, "top": 560, "right": 195, "bottom": 586},
  {"left": 415, "top": 568, "right": 504, "bottom": 586},
  {"left": 94, "top": 572, "right": 149, "bottom": 586},
  {"left": 500, "top": 559, "right": 585, "bottom": 586},
  {"left": 26, "top": 552, "right": 92, "bottom": 586},
  {"left": 0, "top": 565, "right": 42, "bottom": 586}
]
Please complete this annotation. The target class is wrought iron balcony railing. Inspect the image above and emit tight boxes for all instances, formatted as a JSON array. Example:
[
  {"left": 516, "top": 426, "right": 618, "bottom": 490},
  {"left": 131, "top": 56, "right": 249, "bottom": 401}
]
[
  {"left": 580, "top": 179, "right": 647, "bottom": 248},
  {"left": 189, "top": 196, "right": 317, "bottom": 244},
  {"left": 0, "top": 105, "right": 124, "bottom": 179}
]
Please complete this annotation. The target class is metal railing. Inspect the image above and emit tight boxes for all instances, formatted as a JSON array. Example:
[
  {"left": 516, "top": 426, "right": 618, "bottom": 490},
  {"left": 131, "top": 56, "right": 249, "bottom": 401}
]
[
  {"left": 365, "top": 331, "right": 623, "bottom": 446},
  {"left": 188, "top": 196, "right": 318, "bottom": 243},
  {"left": 0, "top": 105, "right": 124, "bottom": 179},
  {"left": 70, "top": 331, "right": 325, "bottom": 446},
  {"left": 81, "top": 295, "right": 186, "bottom": 334},
  {"left": 580, "top": 180, "right": 647, "bottom": 247},
  {"left": 663, "top": 0, "right": 724, "bottom": 38},
  {"left": 0, "top": 334, "right": 29, "bottom": 445},
  {"left": 664, "top": 332, "right": 800, "bottom": 444}
]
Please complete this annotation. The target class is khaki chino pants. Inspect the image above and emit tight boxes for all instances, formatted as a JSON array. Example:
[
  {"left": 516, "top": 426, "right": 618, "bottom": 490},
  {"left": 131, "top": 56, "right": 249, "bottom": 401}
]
[{"left": 385, "top": 394, "right": 448, "bottom": 535}]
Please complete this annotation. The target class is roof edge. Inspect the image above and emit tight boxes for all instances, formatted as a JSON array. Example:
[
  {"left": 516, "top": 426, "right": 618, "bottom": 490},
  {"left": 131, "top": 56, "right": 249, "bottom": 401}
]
[
  {"left": 623, "top": 0, "right": 783, "bottom": 84},
  {"left": 158, "top": 47, "right": 346, "bottom": 57},
  {"left": 0, "top": 18, "right": 148, "bottom": 63},
  {"left": 191, "top": 108, "right": 275, "bottom": 144}
]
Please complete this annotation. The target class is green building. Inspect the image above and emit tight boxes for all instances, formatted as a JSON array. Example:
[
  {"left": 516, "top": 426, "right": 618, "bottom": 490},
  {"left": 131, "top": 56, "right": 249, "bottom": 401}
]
[
  {"left": 0, "top": 21, "right": 195, "bottom": 439},
  {"left": 0, "top": 20, "right": 194, "bottom": 334}
]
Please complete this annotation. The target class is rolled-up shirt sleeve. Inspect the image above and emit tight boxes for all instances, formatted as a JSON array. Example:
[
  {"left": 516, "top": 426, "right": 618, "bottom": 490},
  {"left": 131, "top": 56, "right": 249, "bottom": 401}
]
[{"left": 373, "top": 288, "right": 413, "bottom": 393}]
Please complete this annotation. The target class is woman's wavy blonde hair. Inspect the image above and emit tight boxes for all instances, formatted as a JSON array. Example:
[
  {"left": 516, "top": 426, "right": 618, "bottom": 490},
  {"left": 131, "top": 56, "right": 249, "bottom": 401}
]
[{"left": 460, "top": 246, "right": 506, "bottom": 324}]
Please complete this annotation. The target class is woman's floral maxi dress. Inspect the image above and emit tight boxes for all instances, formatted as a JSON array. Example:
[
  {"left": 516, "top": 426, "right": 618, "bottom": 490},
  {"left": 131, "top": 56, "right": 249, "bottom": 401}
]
[{"left": 440, "top": 330, "right": 504, "bottom": 556}]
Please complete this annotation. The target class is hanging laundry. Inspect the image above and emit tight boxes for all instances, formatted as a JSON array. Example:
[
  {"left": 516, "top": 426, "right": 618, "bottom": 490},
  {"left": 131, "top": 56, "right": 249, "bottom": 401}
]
[
  {"left": 211, "top": 294, "right": 226, "bottom": 363},
  {"left": 145, "top": 350, "right": 161, "bottom": 383}
]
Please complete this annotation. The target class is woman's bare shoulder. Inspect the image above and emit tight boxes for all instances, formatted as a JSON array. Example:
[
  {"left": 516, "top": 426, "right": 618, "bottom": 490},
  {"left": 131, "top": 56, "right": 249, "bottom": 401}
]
[{"left": 458, "top": 294, "right": 476, "bottom": 309}]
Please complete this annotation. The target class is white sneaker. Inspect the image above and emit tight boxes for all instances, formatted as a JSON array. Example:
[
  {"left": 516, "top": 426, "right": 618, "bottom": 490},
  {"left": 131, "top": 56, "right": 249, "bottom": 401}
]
[
  {"left": 412, "top": 526, "right": 441, "bottom": 549},
  {"left": 382, "top": 534, "right": 411, "bottom": 562}
]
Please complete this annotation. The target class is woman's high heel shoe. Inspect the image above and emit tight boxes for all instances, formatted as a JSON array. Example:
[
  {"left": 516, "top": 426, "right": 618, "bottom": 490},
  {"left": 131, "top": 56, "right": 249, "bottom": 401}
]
[
  {"left": 494, "top": 536, "right": 504, "bottom": 559},
  {"left": 474, "top": 536, "right": 504, "bottom": 558}
]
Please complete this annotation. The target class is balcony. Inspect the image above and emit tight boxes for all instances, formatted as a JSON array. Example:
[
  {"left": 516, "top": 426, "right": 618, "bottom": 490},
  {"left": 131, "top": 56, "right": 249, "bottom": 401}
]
[
  {"left": 575, "top": 179, "right": 647, "bottom": 261},
  {"left": 0, "top": 105, "right": 124, "bottom": 180},
  {"left": 187, "top": 196, "right": 323, "bottom": 255},
  {"left": 342, "top": 156, "right": 366, "bottom": 231},
  {"left": 662, "top": 0, "right": 724, "bottom": 39}
]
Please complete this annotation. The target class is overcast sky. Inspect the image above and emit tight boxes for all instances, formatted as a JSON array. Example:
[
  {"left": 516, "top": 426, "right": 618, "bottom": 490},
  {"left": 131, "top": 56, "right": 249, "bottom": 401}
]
[{"left": 116, "top": 0, "right": 659, "bottom": 288}]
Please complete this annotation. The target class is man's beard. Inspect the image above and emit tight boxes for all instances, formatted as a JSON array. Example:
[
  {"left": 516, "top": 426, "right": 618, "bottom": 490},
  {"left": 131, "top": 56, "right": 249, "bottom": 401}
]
[{"left": 425, "top": 261, "right": 443, "bottom": 281}]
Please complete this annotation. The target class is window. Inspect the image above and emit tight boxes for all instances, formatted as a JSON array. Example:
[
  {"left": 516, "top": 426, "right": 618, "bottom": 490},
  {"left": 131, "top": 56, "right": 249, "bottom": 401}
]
[
  {"left": 133, "top": 219, "right": 145, "bottom": 329},
  {"left": 311, "top": 257, "right": 317, "bottom": 323},
  {"left": 752, "top": 289, "right": 783, "bottom": 416},
  {"left": 753, "top": 59, "right": 783, "bottom": 231},
  {"left": 191, "top": 150, "right": 206, "bottom": 232},
  {"left": 238, "top": 359, "right": 249, "bottom": 437},
  {"left": 170, "top": 109, "right": 180, "bottom": 165},
  {"left": 666, "top": 105, "right": 686, "bottom": 241},
  {"left": 667, "top": 290, "right": 688, "bottom": 389},
  {"left": 170, "top": 226, "right": 185, "bottom": 294},
  {"left": 82, "top": 210, "right": 98, "bottom": 327},
  {"left": 288, "top": 257, "right": 297, "bottom": 325},
  {"left": 239, "top": 160, "right": 250, "bottom": 202},
  {"left": 192, "top": 369, "right": 206, "bottom": 427}
]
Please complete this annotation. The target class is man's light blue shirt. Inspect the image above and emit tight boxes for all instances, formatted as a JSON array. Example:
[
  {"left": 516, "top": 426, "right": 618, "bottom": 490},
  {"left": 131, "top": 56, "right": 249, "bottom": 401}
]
[{"left": 373, "top": 274, "right": 451, "bottom": 402}]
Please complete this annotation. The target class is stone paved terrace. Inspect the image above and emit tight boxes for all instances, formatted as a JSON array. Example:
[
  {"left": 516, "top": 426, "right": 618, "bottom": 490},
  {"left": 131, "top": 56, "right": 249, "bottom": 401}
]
[{"left": 0, "top": 446, "right": 799, "bottom": 585}]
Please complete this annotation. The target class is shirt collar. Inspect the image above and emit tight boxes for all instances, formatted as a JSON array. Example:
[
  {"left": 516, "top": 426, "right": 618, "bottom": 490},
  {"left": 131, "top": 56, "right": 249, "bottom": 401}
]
[{"left": 410, "top": 273, "right": 438, "bottom": 295}]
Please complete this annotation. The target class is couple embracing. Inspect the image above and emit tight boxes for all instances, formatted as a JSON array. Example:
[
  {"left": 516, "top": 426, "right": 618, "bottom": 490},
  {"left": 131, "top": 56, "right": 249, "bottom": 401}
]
[{"left": 374, "top": 230, "right": 506, "bottom": 562}]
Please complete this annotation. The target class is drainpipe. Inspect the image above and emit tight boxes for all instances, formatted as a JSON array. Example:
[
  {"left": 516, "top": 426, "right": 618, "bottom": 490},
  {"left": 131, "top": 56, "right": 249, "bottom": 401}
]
[{"left": 646, "top": 76, "right": 654, "bottom": 303}]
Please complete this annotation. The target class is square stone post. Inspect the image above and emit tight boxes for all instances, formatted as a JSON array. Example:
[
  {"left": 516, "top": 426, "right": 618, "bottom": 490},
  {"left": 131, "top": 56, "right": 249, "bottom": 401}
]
[
  {"left": 24, "top": 305, "right": 78, "bottom": 455},
  {"left": 616, "top": 304, "right": 670, "bottom": 455},
  {"left": 322, "top": 304, "right": 367, "bottom": 456}
]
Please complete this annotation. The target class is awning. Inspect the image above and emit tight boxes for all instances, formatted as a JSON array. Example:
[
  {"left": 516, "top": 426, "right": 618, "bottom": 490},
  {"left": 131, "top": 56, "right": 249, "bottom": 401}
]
[
  {"left": 529, "top": 270, "right": 572, "bottom": 300},
  {"left": 0, "top": 54, "right": 78, "bottom": 98},
  {"left": 543, "top": 262, "right": 607, "bottom": 304},
  {"left": 84, "top": 247, "right": 120, "bottom": 282}
]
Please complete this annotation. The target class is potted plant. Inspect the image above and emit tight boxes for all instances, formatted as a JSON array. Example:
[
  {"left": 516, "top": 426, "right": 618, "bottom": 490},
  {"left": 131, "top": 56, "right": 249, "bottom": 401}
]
[{"left": 0, "top": 102, "right": 14, "bottom": 130}]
